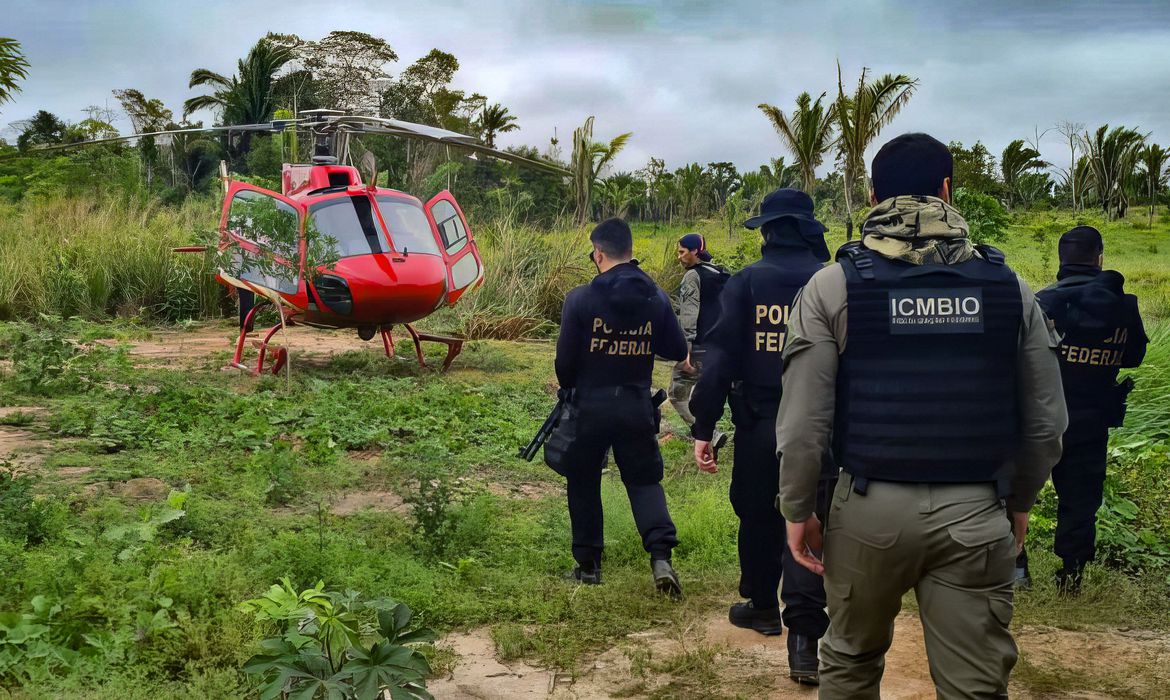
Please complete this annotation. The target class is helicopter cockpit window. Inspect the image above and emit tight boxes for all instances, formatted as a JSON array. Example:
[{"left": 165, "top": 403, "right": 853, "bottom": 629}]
[
  {"left": 430, "top": 199, "right": 468, "bottom": 253},
  {"left": 308, "top": 196, "right": 386, "bottom": 258},
  {"left": 376, "top": 198, "right": 441, "bottom": 256},
  {"left": 227, "top": 191, "right": 300, "bottom": 294}
]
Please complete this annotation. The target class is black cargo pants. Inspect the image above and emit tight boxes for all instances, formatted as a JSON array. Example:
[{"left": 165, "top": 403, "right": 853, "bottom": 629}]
[
  {"left": 1053, "top": 426, "right": 1110, "bottom": 568},
  {"left": 730, "top": 401, "right": 831, "bottom": 638},
  {"left": 557, "top": 386, "right": 678, "bottom": 568}
]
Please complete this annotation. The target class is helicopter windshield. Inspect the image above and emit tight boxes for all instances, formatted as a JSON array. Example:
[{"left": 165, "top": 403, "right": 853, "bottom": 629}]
[
  {"left": 307, "top": 196, "right": 386, "bottom": 258},
  {"left": 376, "top": 197, "right": 441, "bottom": 256}
]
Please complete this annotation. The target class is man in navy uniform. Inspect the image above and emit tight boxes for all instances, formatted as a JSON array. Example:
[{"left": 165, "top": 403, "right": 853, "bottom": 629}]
[
  {"left": 689, "top": 189, "right": 834, "bottom": 684},
  {"left": 550, "top": 218, "right": 689, "bottom": 597},
  {"left": 1016, "top": 226, "right": 1148, "bottom": 592}
]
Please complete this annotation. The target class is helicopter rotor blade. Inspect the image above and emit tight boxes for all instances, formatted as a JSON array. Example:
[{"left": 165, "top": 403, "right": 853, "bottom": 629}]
[
  {"left": 334, "top": 121, "right": 569, "bottom": 176},
  {"left": 3, "top": 121, "right": 301, "bottom": 159},
  {"left": 5, "top": 112, "right": 567, "bottom": 176}
]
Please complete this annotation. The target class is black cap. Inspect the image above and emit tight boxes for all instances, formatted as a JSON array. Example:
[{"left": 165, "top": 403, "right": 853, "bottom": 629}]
[
  {"left": 1058, "top": 225, "right": 1104, "bottom": 265},
  {"left": 743, "top": 188, "right": 827, "bottom": 232}
]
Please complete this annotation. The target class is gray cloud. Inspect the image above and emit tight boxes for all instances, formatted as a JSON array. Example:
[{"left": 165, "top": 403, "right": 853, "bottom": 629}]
[{"left": 3, "top": 0, "right": 1168, "bottom": 176}]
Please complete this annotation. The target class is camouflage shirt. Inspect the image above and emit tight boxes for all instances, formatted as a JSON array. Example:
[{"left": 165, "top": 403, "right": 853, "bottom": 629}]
[{"left": 677, "top": 268, "right": 701, "bottom": 344}]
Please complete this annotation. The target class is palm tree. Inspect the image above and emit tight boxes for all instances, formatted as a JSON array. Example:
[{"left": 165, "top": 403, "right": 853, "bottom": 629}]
[
  {"left": 570, "top": 116, "right": 632, "bottom": 225},
  {"left": 1000, "top": 139, "right": 1049, "bottom": 208},
  {"left": 758, "top": 91, "right": 836, "bottom": 196},
  {"left": 0, "top": 37, "right": 30, "bottom": 110},
  {"left": 674, "top": 162, "right": 709, "bottom": 222},
  {"left": 1082, "top": 125, "right": 1146, "bottom": 220},
  {"left": 598, "top": 173, "right": 642, "bottom": 219},
  {"left": 835, "top": 64, "right": 918, "bottom": 237},
  {"left": 184, "top": 38, "right": 293, "bottom": 158},
  {"left": 1138, "top": 144, "right": 1169, "bottom": 227},
  {"left": 478, "top": 103, "right": 519, "bottom": 148}
]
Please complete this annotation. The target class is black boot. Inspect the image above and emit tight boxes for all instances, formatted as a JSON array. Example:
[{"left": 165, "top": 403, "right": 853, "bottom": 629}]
[
  {"left": 728, "top": 602, "right": 782, "bottom": 636},
  {"left": 787, "top": 633, "right": 819, "bottom": 685},
  {"left": 1055, "top": 562, "right": 1084, "bottom": 596},
  {"left": 567, "top": 564, "right": 601, "bottom": 585},
  {"left": 1014, "top": 548, "right": 1032, "bottom": 590},
  {"left": 651, "top": 558, "right": 682, "bottom": 600}
]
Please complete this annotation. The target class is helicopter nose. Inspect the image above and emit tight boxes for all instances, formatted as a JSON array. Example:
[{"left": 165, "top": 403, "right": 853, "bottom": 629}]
[{"left": 315, "top": 253, "right": 448, "bottom": 323}]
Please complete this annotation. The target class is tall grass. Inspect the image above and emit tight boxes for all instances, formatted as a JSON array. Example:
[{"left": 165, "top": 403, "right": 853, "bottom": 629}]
[
  {"left": 0, "top": 196, "right": 223, "bottom": 322},
  {"left": 454, "top": 220, "right": 591, "bottom": 339},
  {"left": 2, "top": 196, "right": 1167, "bottom": 330}
]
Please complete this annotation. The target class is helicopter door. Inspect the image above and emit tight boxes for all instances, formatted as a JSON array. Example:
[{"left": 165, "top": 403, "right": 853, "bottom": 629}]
[
  {"left": 424, "top": 191, "right": 484, "bottom": 305},
  {"left": 219, "top": 183, "right": 305, "bottom": 299}
]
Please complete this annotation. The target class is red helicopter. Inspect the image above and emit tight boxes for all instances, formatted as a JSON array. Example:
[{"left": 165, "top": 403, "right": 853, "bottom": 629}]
[{"left": 28, "top": 110, "right": 568, "bottom": 374}]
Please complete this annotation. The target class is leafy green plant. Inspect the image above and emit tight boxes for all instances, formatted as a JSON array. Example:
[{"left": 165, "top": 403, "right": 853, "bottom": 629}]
[
  {"left": 0, "top": 409, "right": 35, "bottom": 426},
  {"left": 403, "top": 476, "right": 472, "bottom": 559},
  {"left": 0, "top": 468, "right": 62, "bottom": 546},
  {"left": 953, "top": 187, "right": 1010, "bottom": 244},
  {"left": 5, "top": 316, "right": 82, "bottom": 395},
  {"left": 0, "top": 601, "right": 79, "bottom": 682},
  {"left": 0, "top": 593, "right": 177, "bottom": 683},
  {"left": 102, "top": 489, "right": 189, "bottom": 559},
  {"left": 240, "top": 578, "right": 434, "bottom": 700},
  {"left": 252, "top": 440, "right": 300, "bottom": 506}
]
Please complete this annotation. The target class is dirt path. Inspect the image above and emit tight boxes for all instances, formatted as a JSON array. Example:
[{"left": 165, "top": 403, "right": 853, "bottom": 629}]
[
  {"left": 430, "top": 610, "right": 1170, "bottom": 699},
  {"left": 0, "top": 406, "right": 49, "bottom": 469},
  {"left": 91, "top": 324, "right": 380, "bottom": 367}
]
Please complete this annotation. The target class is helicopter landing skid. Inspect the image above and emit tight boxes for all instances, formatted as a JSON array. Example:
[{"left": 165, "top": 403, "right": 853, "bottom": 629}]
[
  {"left": 228, "top": 301, "right": 295, "bottom": 376},
  {"left": 379, "top": 324, "right": 464, "bottom": 372}
]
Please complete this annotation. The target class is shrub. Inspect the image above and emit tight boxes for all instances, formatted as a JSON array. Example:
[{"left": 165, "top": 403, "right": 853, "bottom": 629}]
[
  {"left": 239, "top": 579, "right": 435, "bottom": 700},
  {"left": 953, "top": 187, "right": 1010, "bottom": 244},
  {"left": 0, "top": 470, "right": 64, "bottom": 547}
]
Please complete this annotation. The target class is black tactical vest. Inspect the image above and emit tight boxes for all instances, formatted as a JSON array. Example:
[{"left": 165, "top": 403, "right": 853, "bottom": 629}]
[
  {"left": 834, "top": 243, "right": 1022, "bottom": 485},
  {"left": 693, "top": 263, "right": 729, "bottom": 345},
  {"left": 742, "top": 253, "right": 822, "bottom": 397},
  {"left": 1036, "top": 272, "right": 1131, "bottom": 407}
]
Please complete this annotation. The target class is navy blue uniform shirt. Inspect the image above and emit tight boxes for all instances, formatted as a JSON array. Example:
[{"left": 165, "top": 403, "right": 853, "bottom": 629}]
[
  {"left": 555, "top": 261, "right": 687, "bottom": 390},
  {"left": 689, "top": 246, "right": 824, "bottom": 440},
  {"left": 1037, "top": 264, "right": 1147, "bottom": 428}
]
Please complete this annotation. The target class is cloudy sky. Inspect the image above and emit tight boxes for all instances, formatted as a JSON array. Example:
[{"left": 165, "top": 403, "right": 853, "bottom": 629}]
[{"left": 5, "top": 0, "right": 1169, "bottom": 174}]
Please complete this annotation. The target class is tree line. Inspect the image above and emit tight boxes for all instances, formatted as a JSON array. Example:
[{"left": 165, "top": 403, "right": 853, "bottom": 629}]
[{"left": 1, "top": 34, "right": 1167, "bottom": 229}]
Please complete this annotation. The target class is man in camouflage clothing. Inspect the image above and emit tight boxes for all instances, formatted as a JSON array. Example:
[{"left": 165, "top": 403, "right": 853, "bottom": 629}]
[{"left": 669, "top": 233, "right": 729, "bottom": 452}]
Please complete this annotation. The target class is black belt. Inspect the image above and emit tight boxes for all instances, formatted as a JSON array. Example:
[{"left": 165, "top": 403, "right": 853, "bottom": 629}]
[{"left": 575, "top": 385, "right": 651, "bottom": 399}]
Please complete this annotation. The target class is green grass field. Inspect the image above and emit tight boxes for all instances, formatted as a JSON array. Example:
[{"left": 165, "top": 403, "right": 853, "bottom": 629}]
[{"left": 1, "top": 205, "right": 1168, "bottom": 697}]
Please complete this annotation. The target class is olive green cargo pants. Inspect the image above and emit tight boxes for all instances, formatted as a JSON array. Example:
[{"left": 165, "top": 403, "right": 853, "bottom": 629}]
[
  {"left": 819, "top": 473, "right": 1018, "bottom": 700},
  {"left": 668, "top": 346, "right": 725, "bottom": 445}
]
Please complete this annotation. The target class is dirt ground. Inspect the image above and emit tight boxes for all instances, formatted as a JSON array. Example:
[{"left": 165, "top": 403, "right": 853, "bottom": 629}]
[
  {"left": 430, "top": 609, "right": 1170, "bottom": 699},
  {"left": 90, "top": 324, "right": 409, "bottom": 369}
]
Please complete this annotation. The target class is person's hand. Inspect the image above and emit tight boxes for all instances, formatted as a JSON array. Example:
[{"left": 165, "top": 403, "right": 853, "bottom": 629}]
[
  {"left": 787, "top": 515, "right": 825, "bottom": 576},
  {"left": 680, "top": 358, "right": 696, "bottom": 375},
  {"left": 1009, "top": 511, "right": 1029, "bottom": 555},
  {"left": 694, "top": 440, "right": 717, "bottom": 473}
]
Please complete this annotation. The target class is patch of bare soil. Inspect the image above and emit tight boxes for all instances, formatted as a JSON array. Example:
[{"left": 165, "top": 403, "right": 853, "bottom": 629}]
[
  {"left": 83, "top": 477, "right": 171, "bottom": 501},
  {"left": 429, "top": 629, "right": 563, "bottom": 699},
  {"left": 0, "top": 406, "right": 49, "bottom": 469},
  {"left": 346, "top": 449, "right": 383, "bottom": 463},
  {"left": 1014, "top": 625, "right": 1170, "bottom": 698},
  {"left": 329, "top": 490, "right": 410, "bottom": 516},
  {"left": 430, "top": 610, "right": 1169, "bottom": 699},
  {"left": 485, "top": 481, "right": 563, "bottom": 500},
  {"left": 55, "top": 466, "right": 94, "bottom": 480},
  {"left": 91, "top": 325, "right": 384, "bottom": 367}
]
